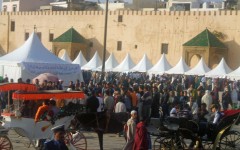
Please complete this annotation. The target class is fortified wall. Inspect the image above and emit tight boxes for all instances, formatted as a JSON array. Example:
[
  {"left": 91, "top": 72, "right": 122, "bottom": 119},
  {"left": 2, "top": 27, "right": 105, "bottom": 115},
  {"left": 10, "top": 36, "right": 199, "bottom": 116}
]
[{"left": 0, "top": 10, "right": 240, "bottom": 69}]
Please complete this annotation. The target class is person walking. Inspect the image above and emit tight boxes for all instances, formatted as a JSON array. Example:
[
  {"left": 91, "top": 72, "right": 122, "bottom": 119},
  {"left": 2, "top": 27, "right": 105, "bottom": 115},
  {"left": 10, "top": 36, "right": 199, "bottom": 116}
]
[
  {"left": 141, "top": 85, "right": 152, "bottom": 125},
  {"left": 86, "top": 90, "right": 99, "bottom": 113},
  {"left": 201, "top": 90, "right": 213, "bottom": 112},
  {"left": 104, "top": 89, "right": 115, "bottom": 132},
  {"left": 123, "top": 110, "right": 137, "bottom": 150},
  {"left": 115, "top": 96, "right": 127, "bottom": 113},
  {"left": 222, "top": 87, "right": 232, "bottom": 110},
  {"left": 132, "top": 117, "right": 149, "bottom": 150}
]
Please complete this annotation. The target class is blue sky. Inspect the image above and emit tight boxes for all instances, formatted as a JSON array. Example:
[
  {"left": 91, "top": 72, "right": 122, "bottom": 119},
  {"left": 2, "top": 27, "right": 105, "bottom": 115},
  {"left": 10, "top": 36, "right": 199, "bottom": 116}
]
[{"left": 0, "top": 0, "right": 2, "bottom": 11}]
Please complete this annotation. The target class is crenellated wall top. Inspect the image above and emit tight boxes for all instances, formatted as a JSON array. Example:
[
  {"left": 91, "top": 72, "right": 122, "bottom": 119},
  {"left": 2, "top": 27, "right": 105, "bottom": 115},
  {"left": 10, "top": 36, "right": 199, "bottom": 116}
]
[{"left": 0, "top": 10, "right": 238, "bottom": 16}]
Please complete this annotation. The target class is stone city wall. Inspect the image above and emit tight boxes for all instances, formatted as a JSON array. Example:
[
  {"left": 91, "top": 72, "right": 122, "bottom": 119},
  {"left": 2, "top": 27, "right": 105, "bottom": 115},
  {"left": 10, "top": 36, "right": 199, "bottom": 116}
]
[{"left": 0, "top": 10, "right": 240, "bottom": 69}]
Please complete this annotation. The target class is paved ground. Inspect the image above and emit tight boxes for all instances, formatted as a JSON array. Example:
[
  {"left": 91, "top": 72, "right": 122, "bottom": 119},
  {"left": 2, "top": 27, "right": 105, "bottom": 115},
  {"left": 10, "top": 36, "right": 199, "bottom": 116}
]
[
  {"left": 8, "top": 126, "right": 158, "bottom": 150},
  {"left": 8, "top": 124, "right": 240, "bottom": 150},
  {"left": 8, "top": 130, "right": 127, "bottom": 150}
]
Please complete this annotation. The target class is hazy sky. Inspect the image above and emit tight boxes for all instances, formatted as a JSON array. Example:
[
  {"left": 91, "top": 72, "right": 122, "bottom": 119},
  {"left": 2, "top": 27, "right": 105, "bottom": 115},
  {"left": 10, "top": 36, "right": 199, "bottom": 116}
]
[
  {"left": 87, "top": 0, "right": 132, "bottom": 3},
  {"left": 0, "top": 0, "right": 132, "bottom": 11},
  {"left": 0, "top": 0, "right": 2, "bottom": 11}
]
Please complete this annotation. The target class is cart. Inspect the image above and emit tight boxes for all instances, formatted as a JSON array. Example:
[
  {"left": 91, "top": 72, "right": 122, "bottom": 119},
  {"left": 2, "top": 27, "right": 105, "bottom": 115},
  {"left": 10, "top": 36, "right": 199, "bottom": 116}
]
[
  {"left": 152, "top": 110, "right": 240, "bottom": 150},
  {"left": 0, "top": 83, "right": 87, "bottom": 150}
]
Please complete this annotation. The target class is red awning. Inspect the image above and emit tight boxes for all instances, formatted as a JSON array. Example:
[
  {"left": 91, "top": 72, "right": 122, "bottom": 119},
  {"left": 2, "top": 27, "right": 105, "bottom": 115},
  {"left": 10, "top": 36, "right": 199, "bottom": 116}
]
[
  {"left": 12, "top": 91, "right": 85, "bottom": 100},
  {"left": 0, "top": 83, "right": 38, "bottom": 92}
]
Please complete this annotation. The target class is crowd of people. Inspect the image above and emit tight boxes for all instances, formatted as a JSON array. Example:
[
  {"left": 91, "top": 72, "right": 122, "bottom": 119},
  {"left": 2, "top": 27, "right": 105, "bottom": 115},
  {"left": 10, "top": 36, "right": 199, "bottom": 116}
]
[{"left": 1, "top": 72, "right": 240, "bottom": 149}]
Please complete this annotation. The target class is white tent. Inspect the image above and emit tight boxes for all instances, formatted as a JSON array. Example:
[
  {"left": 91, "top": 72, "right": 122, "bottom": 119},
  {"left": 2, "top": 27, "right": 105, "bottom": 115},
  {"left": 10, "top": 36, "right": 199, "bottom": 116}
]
[
  {"left": 205, "top": 58, "right": 232, "bottom": 78},
  {"left": 94, "top": 53, "right": 119, "bottom": 72},
  {"left": 185, "top": 58, "right": 211, "bottom": 75},
  {"left": 166, "top": 57, "right": 190, "bottom": 74},
  {"left": 72, "top": 51, "right": 87, "bottom": 67},
  {"left": 148, "top": 54, "right": 172, "bottom": 74},
  {"left": 227, "top": 67, "right": 240, "bottom": 80},
  {"left": 60, "top": 49, "right": 72, "bottom": 63},
  {"left": 131, "top": 54, "right": 153, "bottom": 72},
  {"left": 81, "top": 51, "right": 102, "bottom": 70},
  {"left": 113, "top": 53, "right": 135, "bottom": 72},
  {"left": 0, "top": 32, "right": 83, "bottom": 83}
]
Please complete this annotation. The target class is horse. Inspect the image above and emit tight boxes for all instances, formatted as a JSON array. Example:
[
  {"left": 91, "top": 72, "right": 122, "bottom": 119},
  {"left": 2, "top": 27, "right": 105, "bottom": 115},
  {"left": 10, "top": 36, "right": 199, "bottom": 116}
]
[{"left": 72, "top": 111, "right": 129, "bottom": 150}]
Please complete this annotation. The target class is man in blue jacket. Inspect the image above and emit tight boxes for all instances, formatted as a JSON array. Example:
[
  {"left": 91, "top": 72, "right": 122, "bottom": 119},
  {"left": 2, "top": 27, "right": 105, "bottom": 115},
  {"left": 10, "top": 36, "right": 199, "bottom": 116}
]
[{"left": 44, "top": 125, "right": 68, "bottom": 150}]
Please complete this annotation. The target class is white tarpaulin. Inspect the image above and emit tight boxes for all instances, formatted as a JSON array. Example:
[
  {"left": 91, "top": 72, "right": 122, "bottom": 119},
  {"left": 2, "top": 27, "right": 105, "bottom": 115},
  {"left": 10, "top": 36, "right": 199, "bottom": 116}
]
[
  {"left": 113, "top": 53, "right": 135, "bottom": 72},
  {"left": 72, "top": 51, "right": 87, "bottom": 67},
  {"left": 94, "top": 53, "right": 119, "bottom": 72},
  {"left": 185, "top": 58, "right": 211, "bottom": 75},
  {"left": 0, "top": 32, "right": 83, "bottom": 83},
  {"left": 131, "top": 54, "right": 153, "bottom": 72},
  {"left": 148, "top": 54, "right": 172, "bottom": 74},
  {"left": 166, "top": 57, "right": 190, "bottom": 74},
  {"left": 227, "top": 66, "right": 240, "bottom": 80},
  {"left": 60, "top": 49, "right": 72, "bottom": 63},
  {"left": 81, "top": 51, "right": 102, "bottom": 70},
  {"left": 205, "top": 58, "right": 232, "bottom": 78}
]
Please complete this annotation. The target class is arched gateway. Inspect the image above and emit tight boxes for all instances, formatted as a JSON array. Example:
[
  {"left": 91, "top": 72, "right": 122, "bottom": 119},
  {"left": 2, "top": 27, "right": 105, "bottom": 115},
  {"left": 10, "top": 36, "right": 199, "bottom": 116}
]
[
  {"left": 52, "top": 27, "right": 88, "bottom": 61},
  {"left": 183, "top": 29, "right": 228, "bottom": 69}
]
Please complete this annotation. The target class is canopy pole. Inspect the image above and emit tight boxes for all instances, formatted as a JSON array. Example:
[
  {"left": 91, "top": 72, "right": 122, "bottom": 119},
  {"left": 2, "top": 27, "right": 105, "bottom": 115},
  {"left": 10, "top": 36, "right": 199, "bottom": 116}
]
[
  {"left": 101, "top": 0, "right": 109, "bottom": 82},
  {"left": 8, "top": 91, "right": 10, "bottom": 112}
]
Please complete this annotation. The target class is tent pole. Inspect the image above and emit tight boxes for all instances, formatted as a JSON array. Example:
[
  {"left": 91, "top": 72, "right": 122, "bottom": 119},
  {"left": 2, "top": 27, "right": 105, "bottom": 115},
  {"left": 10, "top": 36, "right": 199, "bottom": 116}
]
[{"left": 8, "top": 91, "right": 10, "bottom": 112}]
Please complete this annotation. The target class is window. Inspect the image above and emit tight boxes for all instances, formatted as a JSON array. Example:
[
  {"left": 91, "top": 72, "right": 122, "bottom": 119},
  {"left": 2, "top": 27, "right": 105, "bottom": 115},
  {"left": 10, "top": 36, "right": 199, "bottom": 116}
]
[
  {"left": 10, "top": 21, "right": 15, "bottom": 32},
  {"left": 3, "top": 5, "right": 7, "bottom": 12},
  {"left": 25, "top": 32, "right": 29, "bottom": 41},
  {"left": 161, "top": 43, "right": 168, "bottom": 54},
  {"left": 118, "top": 15, "right": 123, "bottom": 22},
  {"left": 37, "top": 32, "right": 42, "bottom": 41},
  {"left": 117, "top": 41, "right": 122, "bottom": 51},
  {"left": 12, "top": 5, "right": 17, "bottom": 12},
  {"left": 49, "top": 33, "right": 54, "bottom": 42}
]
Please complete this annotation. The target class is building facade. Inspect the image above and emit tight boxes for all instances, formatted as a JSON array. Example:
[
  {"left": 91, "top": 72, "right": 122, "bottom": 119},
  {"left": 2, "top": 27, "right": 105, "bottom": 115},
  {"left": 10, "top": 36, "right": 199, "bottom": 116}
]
[
  {"left": 0, "top": 10, "right": 240, "bottom": 69},
  {"left": 167, "top": 0, "right": 224, "bottom": 11},
  {"left": 1, "top": 0, "right": 55, "bottom": 12}
]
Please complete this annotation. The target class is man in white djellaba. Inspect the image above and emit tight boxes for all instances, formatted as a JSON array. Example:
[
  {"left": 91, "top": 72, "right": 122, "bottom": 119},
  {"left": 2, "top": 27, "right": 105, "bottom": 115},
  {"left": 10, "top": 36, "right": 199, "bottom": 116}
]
[
  {"left": 123, "top": 110, "right": 137, "bottom": 150},
  {"left": 201, "top": 90, "right": 213, "bottom": 112}
]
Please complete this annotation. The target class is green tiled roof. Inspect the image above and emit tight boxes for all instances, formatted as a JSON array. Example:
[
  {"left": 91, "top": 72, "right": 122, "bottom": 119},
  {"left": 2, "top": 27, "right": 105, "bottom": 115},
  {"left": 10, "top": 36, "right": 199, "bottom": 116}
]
[
  {"left": 183, "top": 29, "right": 226, "bottom": 48},
  {"left": 53, "top": 27, "right": 85, "bottom": 43}
]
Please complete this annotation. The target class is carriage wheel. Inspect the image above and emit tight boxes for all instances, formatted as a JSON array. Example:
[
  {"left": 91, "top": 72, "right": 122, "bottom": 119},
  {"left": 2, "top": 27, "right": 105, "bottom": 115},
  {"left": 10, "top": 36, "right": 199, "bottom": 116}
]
[
  {"left": 202, "top": 141, "right": 213, "bottom": 150},
  {"left": 153, "top": 136, "right": 165, "bottom": 150},
  {"left": 0, "top": 135, "right": 13, "bottom": 150},
  {"left": 153, "top": 135, "right": 185, "bottom": 150},
  {"left": 65, "top": 131, "right": 87, "bottom": 150},
  {"left": 219, "top": 131, "right": 240, "bottom": 149}
]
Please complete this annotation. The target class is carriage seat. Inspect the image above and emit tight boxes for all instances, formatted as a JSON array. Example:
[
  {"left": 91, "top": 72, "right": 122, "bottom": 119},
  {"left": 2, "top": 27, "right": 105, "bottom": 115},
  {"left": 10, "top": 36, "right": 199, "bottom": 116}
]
[{"left": 205, "top": 112, "right": 239, "bottom": 141}]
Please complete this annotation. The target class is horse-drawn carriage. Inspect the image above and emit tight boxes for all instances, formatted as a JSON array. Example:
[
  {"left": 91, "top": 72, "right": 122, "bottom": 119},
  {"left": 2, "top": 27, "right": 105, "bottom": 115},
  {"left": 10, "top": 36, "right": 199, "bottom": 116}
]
[
  {"left": 152, "top": 109, "right": 240, "bottom": 150},
  {"left": 0, "top": 83, "right": 87, "bottom": 150},
  {"left": 0, "top": 83, "right": 129, "bottom": 150}
]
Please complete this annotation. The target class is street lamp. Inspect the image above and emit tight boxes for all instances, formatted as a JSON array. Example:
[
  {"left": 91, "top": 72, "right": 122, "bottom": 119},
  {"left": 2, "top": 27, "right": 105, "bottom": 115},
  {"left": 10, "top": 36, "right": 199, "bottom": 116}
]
[{"left": 101, "top": 0, "right": 109, "bottom": 82}]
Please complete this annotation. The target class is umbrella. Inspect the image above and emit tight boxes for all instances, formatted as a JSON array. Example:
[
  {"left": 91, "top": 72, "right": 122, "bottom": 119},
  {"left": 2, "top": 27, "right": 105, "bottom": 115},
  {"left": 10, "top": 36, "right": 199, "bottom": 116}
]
[{"left": 32, "top": 73, "right": 59, "bottom": 84}]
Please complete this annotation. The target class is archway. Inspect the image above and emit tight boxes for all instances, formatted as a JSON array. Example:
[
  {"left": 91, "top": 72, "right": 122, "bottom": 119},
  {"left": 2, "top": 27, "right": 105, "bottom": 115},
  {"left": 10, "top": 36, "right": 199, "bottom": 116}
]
[
  {"left": 58, "top": 49, "right": 67, "bottom": 58},
  {"left": 189, "top": 54, "right": 201, "bottom": 68},
  {"left": 73, "top": 50, "right": 80, "bottom": 61},
  {"left": 211, "top": 55, "right": 221, "bottom": 69}
]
